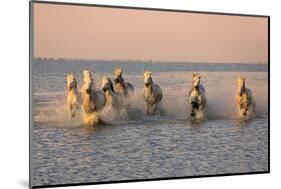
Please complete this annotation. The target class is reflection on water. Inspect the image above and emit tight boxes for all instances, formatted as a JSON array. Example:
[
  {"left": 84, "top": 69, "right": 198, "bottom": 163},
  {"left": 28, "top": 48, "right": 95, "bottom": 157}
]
[{"left": 31, "top": 60, "right": 268, "bottom": 186}]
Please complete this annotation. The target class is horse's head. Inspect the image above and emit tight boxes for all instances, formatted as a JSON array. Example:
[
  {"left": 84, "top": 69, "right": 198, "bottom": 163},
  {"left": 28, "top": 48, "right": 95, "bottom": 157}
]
[
  {"left": 66, "top": 73, "right": 77, "bottom": 91},
  {"left": 83, "top": 70, "right": 93, "bottom": 84},
  {"left": 114, "top": 67, "right": 124, "bottom": 84},
  {"left": 237, "top": 77, "right": 246, "bottom": 96},
  {"left": 143, "top": 71, "right": 153, "bottom": 87},
  {"left": 82, "top": 80, "right": 93, "bottom": 95},
  {"left": 192, "top": 73, "right": 201, "bottom": 90},
  {"left": 102, "top": 77, "right": 114, "bottom": 92}
]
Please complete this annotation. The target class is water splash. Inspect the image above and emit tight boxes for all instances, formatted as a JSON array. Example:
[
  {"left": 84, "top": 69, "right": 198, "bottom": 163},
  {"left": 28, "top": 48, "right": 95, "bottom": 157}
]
[{"left": 33, "top": 83, "right": 268, "bottom": 127}]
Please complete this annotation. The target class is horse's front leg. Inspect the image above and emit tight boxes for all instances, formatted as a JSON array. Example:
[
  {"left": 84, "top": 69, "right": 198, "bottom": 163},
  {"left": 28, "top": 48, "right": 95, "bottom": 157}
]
[
  {"left": 190, "top": 102, "right": 195, "bottom": 117},
  {"left": 146, "top": 103, "right": 151, "bottom": 115},
  {"left": 190, "top": 110, "right": 195, "bottom": 117},
  {"left": 237, "top": 104, "right": 242, "bottom": 117},
  {"left": 237, "top": 103, "right": 246, "bottom": 117},
  {"left": 146, "top": 103, "right": 156, "bottom": 115},
  {"left": 69, "top": 103, "right": 76, "bottom": 118},
  {"left": 153, "top": 103, "right": 159, "bottom": 115}
]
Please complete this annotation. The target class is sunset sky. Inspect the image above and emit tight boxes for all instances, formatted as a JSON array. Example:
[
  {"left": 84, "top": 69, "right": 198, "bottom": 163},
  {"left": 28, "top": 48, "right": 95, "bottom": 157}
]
[{"left": 33, "top": 3, "right": 268, "bottom": 63}]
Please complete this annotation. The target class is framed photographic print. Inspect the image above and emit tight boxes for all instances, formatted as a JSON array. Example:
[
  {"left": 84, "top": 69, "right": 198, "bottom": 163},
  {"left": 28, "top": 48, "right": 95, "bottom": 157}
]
[{"left": 29, "top": 1, "right": 269, "bottom": 188}]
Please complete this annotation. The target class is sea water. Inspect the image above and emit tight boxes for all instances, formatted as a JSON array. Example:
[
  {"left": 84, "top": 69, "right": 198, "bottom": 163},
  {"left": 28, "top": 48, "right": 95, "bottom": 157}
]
[{"left": 31, "top": 59, "right": 268, "bottom": 186}]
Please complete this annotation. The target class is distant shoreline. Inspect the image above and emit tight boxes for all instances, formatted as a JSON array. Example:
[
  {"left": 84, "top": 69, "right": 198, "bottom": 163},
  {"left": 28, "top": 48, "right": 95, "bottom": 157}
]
[
  {"left": 32, "top": 57, "right": 268, "bottom": 65},
  {"left": 32, "top": 58, "right": 268, "bottom": 72}
]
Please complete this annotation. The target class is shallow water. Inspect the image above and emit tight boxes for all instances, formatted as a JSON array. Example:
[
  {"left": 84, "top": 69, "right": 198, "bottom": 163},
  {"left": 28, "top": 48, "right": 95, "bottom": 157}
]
[{"left": 31, "top": 60, "right": 268, "bottom": 186}]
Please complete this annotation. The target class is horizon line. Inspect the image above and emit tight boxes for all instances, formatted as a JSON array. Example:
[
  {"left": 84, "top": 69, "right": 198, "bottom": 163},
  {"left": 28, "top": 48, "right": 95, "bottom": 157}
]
[{"left": 33, "top": 57, "right": 268, "bottom": 65}]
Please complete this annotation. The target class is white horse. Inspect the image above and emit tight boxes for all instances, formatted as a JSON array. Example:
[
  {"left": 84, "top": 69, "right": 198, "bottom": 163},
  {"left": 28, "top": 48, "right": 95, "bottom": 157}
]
[
  {"left": 82, "top": 70, "right": 105, "bottom": 111},
  {"left": 114, "top": 68, "right": 134, "bottom": 97},
  {"left": 236, "top": 77, "right": 254, "bottom": 118},
  {"left": 101, "top": 76, "right": 124, "bottom": 115},
  {"left": 188, "top": 73, "right": 207, "bottom": 118},
  {"left": 143, "top": 71, "right": 163, "bottom": 115},
  {"left": 80, "top": 70, "right": 106, "bottom": 126},
  {"left": 66, "top": 73, "right": 80, "bottom": 118}
]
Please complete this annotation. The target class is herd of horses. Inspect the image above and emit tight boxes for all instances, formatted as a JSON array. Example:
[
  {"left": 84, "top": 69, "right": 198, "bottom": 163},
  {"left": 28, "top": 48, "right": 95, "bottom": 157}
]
[{"left": 66, "top": 68, "right": 254, "bottom": 126}]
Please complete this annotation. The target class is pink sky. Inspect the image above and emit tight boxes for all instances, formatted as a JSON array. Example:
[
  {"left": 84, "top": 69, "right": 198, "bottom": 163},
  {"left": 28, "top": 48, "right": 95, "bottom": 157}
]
[{"left": 33, "top": 3, "right": 268, "bottom": 63}]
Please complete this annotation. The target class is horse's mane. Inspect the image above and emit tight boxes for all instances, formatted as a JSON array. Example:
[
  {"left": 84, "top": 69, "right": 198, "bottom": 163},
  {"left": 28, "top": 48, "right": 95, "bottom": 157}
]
[
  {"left": 73, "top": 79, "right": 78, "bottom": 88},
  {"left": 120, "top": 76, "right": 125, "bottom": 84},
  {"left": 118, "top": 76, "right": 126, "bottom": 88},
  {"left": 108, "top": 79, "right": 115, "bottom": 92}
]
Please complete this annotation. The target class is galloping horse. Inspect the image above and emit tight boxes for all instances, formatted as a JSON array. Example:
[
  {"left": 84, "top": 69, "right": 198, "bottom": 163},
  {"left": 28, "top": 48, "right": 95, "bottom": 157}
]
[
  {"left": 188, "top": 73, "right": 207, "bottom": 118},
  {"left": 82, "top": 70, "right": 105, "bottom": 111},
  {"left": 66, "top": 73, "right": 80, "bottom": 118},
  {"left": 101, "top": 77, "right": 124, "bottom": 115},
  {"left": 114, "top": 67, "right": 134, "bottom": 97},
  {"left": 143, "top": 71, "right": 163, "bottom": 115},
  {"left": 80, "top": 70, "right": 106, "bottom": 126},
  {"left": 236, "top": 77, "right": 254, "bottom": 118}
]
